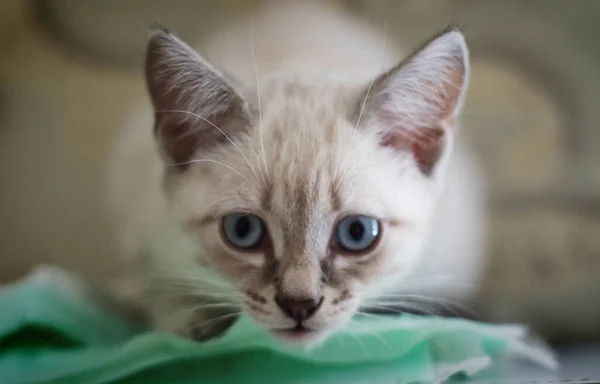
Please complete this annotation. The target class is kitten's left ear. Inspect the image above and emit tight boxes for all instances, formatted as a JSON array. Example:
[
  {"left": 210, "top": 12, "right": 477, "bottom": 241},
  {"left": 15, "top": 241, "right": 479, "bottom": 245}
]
[
  {"left": 145, "top": 27, "right": 251, "bottom": 169},
  {"left": 362, "top": 29, "right": 469, "bottom": 175}
]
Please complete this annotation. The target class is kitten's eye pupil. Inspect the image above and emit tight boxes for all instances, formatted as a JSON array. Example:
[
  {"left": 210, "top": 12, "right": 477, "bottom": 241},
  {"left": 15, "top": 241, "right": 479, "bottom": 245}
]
[
  {"left": 334, "top": 215, "right": 380, "bottom": 253},
  {"left": 349, "top": 221, "right": 365, "bottom": 241},
  {"left": 235, "top": 216, "right": 251, "bottom": 237},
  {"left": 222, "top": 213, "right": 266, "bottom": 250}
]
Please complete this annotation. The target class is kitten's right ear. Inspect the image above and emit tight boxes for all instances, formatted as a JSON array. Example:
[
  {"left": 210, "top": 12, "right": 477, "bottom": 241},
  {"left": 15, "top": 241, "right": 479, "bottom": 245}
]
[
  {"left": 361, "top": 29, "right": 469, "bottom": 176},
  {"left": 145, "top": 27, "right": 251, "bottom": 168}
]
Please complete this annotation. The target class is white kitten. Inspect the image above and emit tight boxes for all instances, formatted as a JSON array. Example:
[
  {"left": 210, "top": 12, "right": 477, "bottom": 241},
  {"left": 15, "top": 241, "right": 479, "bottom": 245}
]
[{"left": 106, "top": 1, "right": 485, "bottom": 345}]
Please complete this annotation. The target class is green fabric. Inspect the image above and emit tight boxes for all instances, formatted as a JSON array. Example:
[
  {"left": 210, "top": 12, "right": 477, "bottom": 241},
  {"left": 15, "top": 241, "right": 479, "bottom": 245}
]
[{"left": 0, "top": 267, "right": 557, "bottom": 384}]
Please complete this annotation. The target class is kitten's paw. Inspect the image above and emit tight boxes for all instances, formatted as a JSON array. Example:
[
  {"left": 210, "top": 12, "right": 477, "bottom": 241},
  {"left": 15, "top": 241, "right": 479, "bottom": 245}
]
[
  {"left": 26, "top": 264, "right": 90, "bottom": 298},
  {"left": 17, "top": 265, "right": 150, "bottom": 328}
]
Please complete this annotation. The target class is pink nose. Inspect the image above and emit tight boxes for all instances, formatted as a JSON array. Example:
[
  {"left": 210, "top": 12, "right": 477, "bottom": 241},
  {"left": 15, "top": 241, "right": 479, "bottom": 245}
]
[{"left": 275, "top": 295, "right": 324, "bottom": 323}]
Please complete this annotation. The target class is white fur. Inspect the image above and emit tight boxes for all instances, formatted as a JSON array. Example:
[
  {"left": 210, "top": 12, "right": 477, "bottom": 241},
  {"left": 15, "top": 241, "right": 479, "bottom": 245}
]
[{"left": 107, "top": 0, "right": 486, "bottom": 339}]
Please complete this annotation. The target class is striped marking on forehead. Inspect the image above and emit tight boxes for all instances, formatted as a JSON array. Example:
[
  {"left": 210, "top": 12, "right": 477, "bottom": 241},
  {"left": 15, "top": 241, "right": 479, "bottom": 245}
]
[{"left": 262, "top": 164, "right": 338, "bottom": 257}]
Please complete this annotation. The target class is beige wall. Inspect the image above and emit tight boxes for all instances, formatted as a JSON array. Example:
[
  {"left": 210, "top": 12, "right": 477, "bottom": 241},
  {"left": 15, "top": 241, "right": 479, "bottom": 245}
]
[{"left": 0, "top": 1, "right": 141, "bottom": 283}]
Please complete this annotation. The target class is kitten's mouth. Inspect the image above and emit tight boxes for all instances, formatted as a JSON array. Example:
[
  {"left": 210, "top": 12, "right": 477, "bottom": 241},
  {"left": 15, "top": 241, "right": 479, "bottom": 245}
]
[{"left": 272, "top": 324, "right": 318, "bottom": 342}]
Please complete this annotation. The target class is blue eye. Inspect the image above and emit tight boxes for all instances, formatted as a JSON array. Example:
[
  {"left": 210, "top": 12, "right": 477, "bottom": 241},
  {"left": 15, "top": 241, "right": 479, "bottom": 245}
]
[
  {"left": 334, "top": 215, "right": 380, "bottom": 253},
  {"left": 222, "top": 213, "right": 266, "bottom": 250}
]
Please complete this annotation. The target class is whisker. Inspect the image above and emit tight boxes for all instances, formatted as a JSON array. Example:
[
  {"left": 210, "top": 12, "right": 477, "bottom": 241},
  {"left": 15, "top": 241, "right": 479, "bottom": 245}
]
[
  {"left": 152, "top": 278, "right": 240, "bottom": 295},
  {"left": 347, "top": 318, "right": 396, "bottom": 353},
  {"left": 358, "top": 274, "right": 475, "bottom": 302},
  {"left": 188, "top": 302, "right": 241, "bottom": 311},
  {"left": 249, "top": 25, "right": 270, "bottom": 185},
  {"left": 167, "top": 158, "right": 256, "bottom": 187},
  {"left": 151, "top": 287, "right": 240, "bottom": 301},
  {"left": 374, "top": 299, "right": 461, "bottom": 317},
  {"left": 194, "top": 312, "right": 243, "bottom": 328},
  {"left": 361, "top": 301, "right": 439, "bottom": 316},
  {"left": 188, "top": 180, "right": 253, "bottom": 219},
  {"left": 162, "top": 307, "right": 242, "bottom": 334},
  {"left": 333, "top": 333, "right": 345, "bottom": 352},
  {"left": 366, "top": 292, "right": 476, "bottom": 317},
  {"left": 354, "top": 310, "right": 396, "bottom": 319},
  {"left": 151, "top": 269, "right": 234, "bottom": 285},
  {"left": 195, "top": 196, "right": 243, "bottom": 217},
  {"left": 332, "top": 116, "right": 345, "bottom": 185},
  {"left": 152, "top": 281, "right": 239, "bottom": 296},
  {"left": 395, "top": 275, "right": 474, "bottom": 291},
  {"left": 150, "top": 274, "right": 239, "bottom": 295},
  {"left": 347, "top": 327, "right": 371, "bottom": 359},
  {"left": 153, "top": 265, "right": 252, "bottom": 285},
  {"left": 156, "top": 109, "right": 260, "bottom": 181},
  {"left": 336, "top": 20, "right": 388, "bottom": 184}
]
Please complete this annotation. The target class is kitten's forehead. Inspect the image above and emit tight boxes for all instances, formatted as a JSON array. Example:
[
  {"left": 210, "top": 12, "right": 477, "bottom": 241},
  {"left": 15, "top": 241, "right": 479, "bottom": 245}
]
[
  {"left": 267, "top": 154, "right": 337, "bottom": 216},
  {"left": 259, "top": 74, "right": 358, "bottom": 121},
  {"left": 276, "top": 170, "right": 333, "bottom": 258},
  {"left": 262, "top": 132, "right": 340, "bottom": 252},
  {"left": 250, "top": 76, "right": 386, "bottom": 218},
  {"left": 246, "top": 77, "right": 356, "bottom": 258}
]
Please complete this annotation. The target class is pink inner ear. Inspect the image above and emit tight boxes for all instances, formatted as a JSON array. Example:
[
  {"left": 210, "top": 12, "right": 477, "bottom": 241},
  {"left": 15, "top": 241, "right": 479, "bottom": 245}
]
[
  {"left": 373, "top": 53, "right": 464, "bottom": 176},
  {"left": 380, "top": 126, "right": 445, "bottom": 176},
  {"left": 366, "top": 31, "right": 468, "bottom": 176}
]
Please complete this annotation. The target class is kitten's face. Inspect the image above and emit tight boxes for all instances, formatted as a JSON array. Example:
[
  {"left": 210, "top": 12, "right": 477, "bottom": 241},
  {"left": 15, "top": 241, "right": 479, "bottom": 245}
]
[
  {"left": 145, "top": 29, "right": 468, "bottom": 345},
  {"left": 172, "top": 81, "right": 436, "bottom": 344}
]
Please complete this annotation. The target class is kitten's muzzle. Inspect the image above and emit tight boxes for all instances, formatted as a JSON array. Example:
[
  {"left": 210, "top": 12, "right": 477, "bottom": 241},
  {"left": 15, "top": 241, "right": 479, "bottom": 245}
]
[{"left": 275, "top": 295, "right": 324, "bottom": 323}]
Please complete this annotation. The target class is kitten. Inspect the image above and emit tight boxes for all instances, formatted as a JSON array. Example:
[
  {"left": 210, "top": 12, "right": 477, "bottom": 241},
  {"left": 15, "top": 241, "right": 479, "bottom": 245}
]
[{"left": 106, "top": 1, "right": 485, "bottom": 345}]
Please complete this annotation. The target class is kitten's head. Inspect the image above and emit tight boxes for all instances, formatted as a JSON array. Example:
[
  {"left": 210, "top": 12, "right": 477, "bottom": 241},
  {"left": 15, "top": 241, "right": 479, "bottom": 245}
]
[{"left": 145, "top": 27, "right": 469, "bottom": 345}]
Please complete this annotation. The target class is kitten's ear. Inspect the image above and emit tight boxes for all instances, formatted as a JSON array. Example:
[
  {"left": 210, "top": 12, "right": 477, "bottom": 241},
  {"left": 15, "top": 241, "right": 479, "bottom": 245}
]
[
  {"left": 145, "top": 27, "right": 251, "bottom": 168},
  {"left": 363, "top": 29, "right": 469, "bottom": 175}
]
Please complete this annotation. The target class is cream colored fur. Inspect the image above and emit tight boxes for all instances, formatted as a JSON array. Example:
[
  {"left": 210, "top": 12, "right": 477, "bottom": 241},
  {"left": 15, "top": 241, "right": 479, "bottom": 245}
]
[{"left": 106, "top": 1, "right": 485, "bottom": 345}]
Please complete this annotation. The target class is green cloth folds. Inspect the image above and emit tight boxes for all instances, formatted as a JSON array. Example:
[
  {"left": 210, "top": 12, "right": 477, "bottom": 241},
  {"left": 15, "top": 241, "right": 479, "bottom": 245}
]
[{"left": 0, "top": 267, "right": 557, "bottom": 384}]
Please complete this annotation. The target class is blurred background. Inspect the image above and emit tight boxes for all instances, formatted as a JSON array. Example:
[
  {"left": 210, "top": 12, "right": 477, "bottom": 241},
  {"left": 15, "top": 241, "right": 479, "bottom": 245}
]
[{"left": 1, "top": 0, "right": 599, "bottom": 345}]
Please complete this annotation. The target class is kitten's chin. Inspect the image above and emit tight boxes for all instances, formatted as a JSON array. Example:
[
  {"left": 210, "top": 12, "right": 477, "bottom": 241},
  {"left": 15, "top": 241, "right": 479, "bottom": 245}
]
[{"left": 270, "top": 327, "right": 332, "bottom": 348}]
